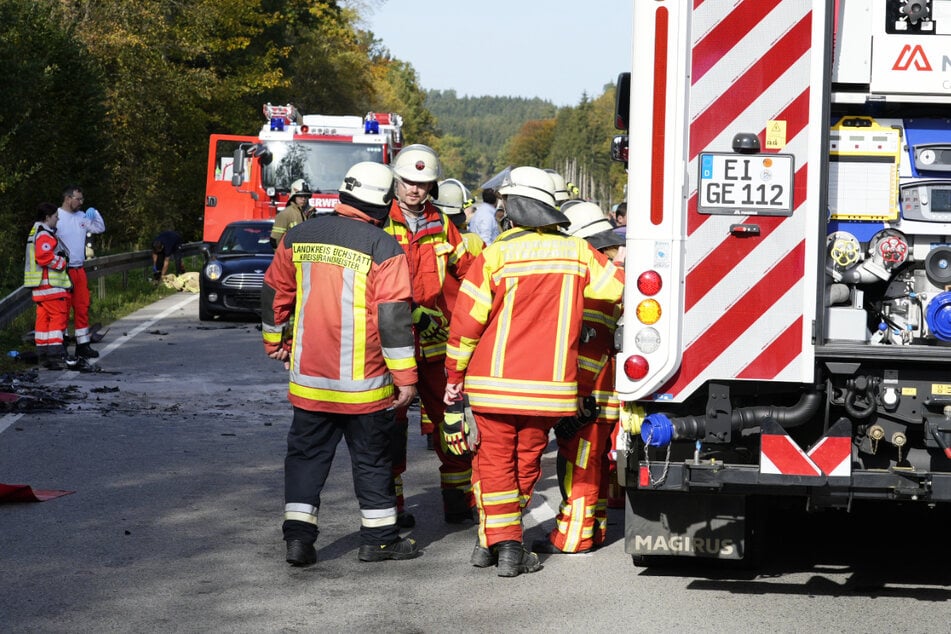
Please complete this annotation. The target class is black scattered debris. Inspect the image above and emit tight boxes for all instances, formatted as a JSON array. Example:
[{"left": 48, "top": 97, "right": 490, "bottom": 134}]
[
  {"left": 147, "top": 330, "right": 169, "bottom": 336},
  {"left": 90, "top": 386, "right": 120, "bottom": 394},
  {"left": 0, "top": 371, "right": 87, "bottom": 412}
]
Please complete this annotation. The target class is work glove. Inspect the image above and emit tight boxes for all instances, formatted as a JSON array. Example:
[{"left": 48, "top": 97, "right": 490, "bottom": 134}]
[
  {"left": 442, "top": 397, "right": 471, "bottom": 456},
  {"left": 553, "top": 395, "right": 601, "bottom": 441},
  {"left": 412, "top": 305, "right": 449, "bottom": 341},
  {"left": 85, "top": 207, "right": 98, "bottom": 221}
]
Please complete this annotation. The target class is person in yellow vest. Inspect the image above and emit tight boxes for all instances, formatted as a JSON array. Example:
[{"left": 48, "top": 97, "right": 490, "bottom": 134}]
[
  {"left": 25, "top": 203, "right": 72, "bottom": 370},
  {"left": 270, "top": 179, "right": 313, "bottom": 248}
]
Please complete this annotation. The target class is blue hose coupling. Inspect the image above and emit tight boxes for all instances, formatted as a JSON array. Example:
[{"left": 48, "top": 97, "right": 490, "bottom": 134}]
[{"left": 641, "top": 413, "right": 674, "bottom": 447}]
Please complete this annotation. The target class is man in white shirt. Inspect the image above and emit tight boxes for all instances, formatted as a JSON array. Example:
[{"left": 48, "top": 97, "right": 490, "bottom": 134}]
[
  {"left": 467, "top": 188, "right": 501, "bottom": 246},
  {"left": 57, "top": 185, "right": 106, "bottom": 358}
]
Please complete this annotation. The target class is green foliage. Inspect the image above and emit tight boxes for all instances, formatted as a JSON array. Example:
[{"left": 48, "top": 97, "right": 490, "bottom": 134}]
[
  {"left": 425, "top": 90, "right": 558, "bottom": 185},
  {"left": 0, "top": 0, "right": 627, "bottom": 303}
]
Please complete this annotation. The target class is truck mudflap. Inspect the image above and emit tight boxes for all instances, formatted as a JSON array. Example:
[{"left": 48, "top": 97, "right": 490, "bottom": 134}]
[
  {"left": 632, "top": 418, "right": 951, "bottom": 501},
  {"left": 625, "top": 490, "right": 747, "bottom": 561}
]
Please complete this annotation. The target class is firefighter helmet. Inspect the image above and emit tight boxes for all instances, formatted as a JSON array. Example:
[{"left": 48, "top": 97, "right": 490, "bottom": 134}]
[
  {"left": 433, "top": 179, "right": 469, "bottom": 215},
  {"left": 544, "top": 170, "right": 571, "bottom": 204},
  {"left": 564, "top": 201, "right": 624, "bottom": 251},
  {"left": 339, "top": 162, "right": 395, "bottom": 207},
  {"left": 393, "top": 144, "right": 441, "bottom": 183},
  {"left": 498, "top": 166, "right": 570, "bottom": 228},
  {"left": 289, "top": 179, "right": 311, "bottom": 198}
]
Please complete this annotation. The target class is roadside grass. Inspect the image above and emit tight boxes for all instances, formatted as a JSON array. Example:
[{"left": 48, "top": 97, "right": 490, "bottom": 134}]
[{"left": 0, "top": 257, "right": 201, "bottom": 373}]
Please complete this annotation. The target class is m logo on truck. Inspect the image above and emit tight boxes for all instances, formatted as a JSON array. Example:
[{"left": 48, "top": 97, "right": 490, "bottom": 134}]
[{"left": 892, "top": 44, "right": 933, "bottom": 71}]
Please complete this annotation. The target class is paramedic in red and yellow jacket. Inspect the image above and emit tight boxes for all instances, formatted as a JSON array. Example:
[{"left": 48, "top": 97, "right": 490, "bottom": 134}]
[
  {"left": 261, "top": 162, "right": 420, "bottom": 566},
  {"left": 384, "top": 145, "right": 475, "bottom": 525},
  {"left": 443, "top": 167, "right": 624, "bottom": 578}
]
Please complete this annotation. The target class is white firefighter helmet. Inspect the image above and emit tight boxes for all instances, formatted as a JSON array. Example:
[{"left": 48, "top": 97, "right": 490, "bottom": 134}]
[
  {"left": 433, "top": 179, "right": 469, "bottom": 215},
  {"left": 563, "top": 201, "right": 624, "bottom": 251},
  {"left": 393, "top": 144, "right": 441, "bottom": 183},
  {"left": 498, "top": 166, "right": 557, "bottom": 208},
  {"left": 338, "top": 162, "right": 395, "bottom": 207},
  {"left": 544, "top": 170, "right": 570, "bottom": 204},
  {"left": 498, "top": 166, "right": 569, "bottom": 228},
  {"left": 289, "top": 178, "right": 311, "bottom": 198}
]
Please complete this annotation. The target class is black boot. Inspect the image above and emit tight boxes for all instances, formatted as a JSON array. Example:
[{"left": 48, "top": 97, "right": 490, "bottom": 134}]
[
  {"left": 75, "top": 343, "right": 99, "bottom": 358},
  {"left": 285, "top": 540, "right": 317, "bottom": 566},
  {"left": 496, "top": 540, "right": 541, "bottom": 577}
]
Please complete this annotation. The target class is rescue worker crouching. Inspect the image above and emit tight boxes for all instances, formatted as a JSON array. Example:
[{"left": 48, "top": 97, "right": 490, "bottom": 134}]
[
  {"left": 261, "top": 162, "right": 421, "bottom": 566},
  {"left": 384, "top": 145, "right": 476, "bottom": 526},
  {"left": 442, "top": 166, "right": 624, "bottom": 577}
]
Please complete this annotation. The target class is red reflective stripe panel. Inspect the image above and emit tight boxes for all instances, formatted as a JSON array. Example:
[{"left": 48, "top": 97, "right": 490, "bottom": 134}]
[
  {"left": 691, "top": 0, "right": 785, "bottom": 83},
  {"left": 689, "top": 14, "right": 812, "bottom": 159},
  {"left": 760, "top": 433, "right": 821, "bottom": 476},
  {"left": 807, "top": 436, "right": 852, "bottom": 477},
  {"left": 685, "top": 163, "right": 808, "bottom": 310},
  {"left": 736, "top": 316, "right": 804, "bottom": 380},
  {"left": 661, "top": 242, "right": 804, "bottom": 396},
  {"left": 651, "top": 7, "right": 669, "bottom": 226}
]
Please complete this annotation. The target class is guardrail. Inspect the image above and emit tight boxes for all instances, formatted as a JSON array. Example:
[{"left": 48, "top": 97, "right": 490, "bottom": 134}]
[{"left": 0, "top": 242, "right": 204, "bottom": 330}]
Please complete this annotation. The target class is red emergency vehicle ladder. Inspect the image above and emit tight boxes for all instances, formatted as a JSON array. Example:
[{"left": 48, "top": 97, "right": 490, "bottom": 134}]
[{"left": 623, "top": 0, "right": 826, "bottom": 403}]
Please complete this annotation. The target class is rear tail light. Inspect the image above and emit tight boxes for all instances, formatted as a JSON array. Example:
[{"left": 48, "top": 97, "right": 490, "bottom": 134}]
[{"left": 623, "top": 355, "right": 649, "bottom": 380}]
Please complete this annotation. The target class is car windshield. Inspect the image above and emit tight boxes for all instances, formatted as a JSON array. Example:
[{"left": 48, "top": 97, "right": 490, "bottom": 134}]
[{"left": 217, "top": 224, "right": 273, "bottom": 254}]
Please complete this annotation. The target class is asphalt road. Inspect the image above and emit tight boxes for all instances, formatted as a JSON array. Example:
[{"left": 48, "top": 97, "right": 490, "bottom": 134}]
[{"left": 1, "top": 293, "right": 949, "bottom": 633}]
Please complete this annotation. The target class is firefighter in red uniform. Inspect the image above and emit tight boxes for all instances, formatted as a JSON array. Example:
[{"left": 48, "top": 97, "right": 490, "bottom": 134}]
[
  {"left": 442, "top": 166, "right": 625, "bottom": 577},
  {"left": 533, "top": 201, "right": 625, "bottom": 554},
  {"left": 25, "top": 202, "right": 72, "bottom": 370},
  {"left": 262, "top": 162, "right": 420, "bottom": 567},
  {"left": 384, "top": 145, "right": 475, "bottom": 525}
]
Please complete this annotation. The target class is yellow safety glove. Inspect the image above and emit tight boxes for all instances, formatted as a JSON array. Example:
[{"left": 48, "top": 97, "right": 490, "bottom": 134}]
[
  {"left": 412, "top": 305, "right": 449, "bottom": 341},
  {"left": 442, "top": 398, "right": 471, "bottom": 456}
]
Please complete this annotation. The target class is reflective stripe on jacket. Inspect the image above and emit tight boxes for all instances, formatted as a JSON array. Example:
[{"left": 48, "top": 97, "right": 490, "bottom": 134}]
[
  {"left": 445, "top": 227, "right": 624, "bottom": 416},
  {"left": 262, "top": 203, "right": 417, "bottom": 414},
  {"left": 24, "top": 223, "right": 71, "bottom": 299},
  {"left": 384, "top": 200, "right": 474, "bottom": 360}
]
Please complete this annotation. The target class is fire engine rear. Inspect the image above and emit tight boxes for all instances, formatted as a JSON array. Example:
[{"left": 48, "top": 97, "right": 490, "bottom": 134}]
[{"left": 614, "top": 0, "right": 951, "bottom": 564}]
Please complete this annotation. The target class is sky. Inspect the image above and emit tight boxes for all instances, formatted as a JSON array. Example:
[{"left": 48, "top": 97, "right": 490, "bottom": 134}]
[{"left": 362, "top": 0, "right": 633, "bottom": 107}]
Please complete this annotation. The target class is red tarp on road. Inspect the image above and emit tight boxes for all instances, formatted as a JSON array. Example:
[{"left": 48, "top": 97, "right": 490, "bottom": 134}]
[{"left": 0, "top": 483, "right": 74, "bottom": 502}]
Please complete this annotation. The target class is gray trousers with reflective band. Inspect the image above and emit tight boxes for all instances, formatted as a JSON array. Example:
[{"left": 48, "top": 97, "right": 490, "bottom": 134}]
[{"left": 283, "top": 406, "right": 399, "bottom": 546}]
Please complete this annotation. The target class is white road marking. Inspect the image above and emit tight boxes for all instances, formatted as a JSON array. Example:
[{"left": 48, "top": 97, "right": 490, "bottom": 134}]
[{"left": 0, "top": 294, "right": 199, "bottom": 437}]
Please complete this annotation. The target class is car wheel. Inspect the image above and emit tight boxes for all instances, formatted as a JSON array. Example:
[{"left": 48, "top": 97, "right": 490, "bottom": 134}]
[{"left": 198, "top": 296, "right": 215, "bottom": 321}]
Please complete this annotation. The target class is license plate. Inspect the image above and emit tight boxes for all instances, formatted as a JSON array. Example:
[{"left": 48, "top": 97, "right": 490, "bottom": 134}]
[{"left": 698, "top": 153, "right": 795, "bottom": 216}]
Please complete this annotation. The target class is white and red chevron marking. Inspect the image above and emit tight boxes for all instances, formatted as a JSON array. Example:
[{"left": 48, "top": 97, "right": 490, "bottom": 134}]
[
  {"left": 807, "top": 436, "right": 852, "bottom": 477},
  {"left": 654, "top": 0, "right": 818, "bottom": 401},
  {"left": 760, "top": 433, "right": 822, "bottom": 477}
]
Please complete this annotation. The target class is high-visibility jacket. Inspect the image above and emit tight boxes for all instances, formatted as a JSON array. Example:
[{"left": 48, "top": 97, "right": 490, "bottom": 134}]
[
  {"left": 443, "top": 231, "right": 485, "bottom": 319},
  {"left": 446, "top": 227, "right": 624, "bottom": 416},
  {"left": 24, "top": 222, "right": 71, "bottom": 300},
  {"left": 384, "top": 201, "right": 474, "bottom": 360},
  {"left": 577, "top": 296, "right": 623, "bottom": 397},
  {"left": 270, "top": 200, "right": 309, "bottom": 244},
  {"left": 261, "top": 203, "right": 417, "bottom": 414}
]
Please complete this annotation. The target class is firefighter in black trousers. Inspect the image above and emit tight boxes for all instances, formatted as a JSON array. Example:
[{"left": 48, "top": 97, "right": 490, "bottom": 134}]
[{"left": 262, "top": 162, "right": 420, "bottom": 566}]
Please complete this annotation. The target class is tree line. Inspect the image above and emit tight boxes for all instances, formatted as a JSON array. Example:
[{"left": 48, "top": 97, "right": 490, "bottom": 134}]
[{"left": 0, "top": 0, "right": 625, "bottom": 295}]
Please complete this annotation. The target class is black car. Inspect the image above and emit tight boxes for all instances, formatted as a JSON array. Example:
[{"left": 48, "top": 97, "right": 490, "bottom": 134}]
[{"left": 199, "top": 220, "right": 274, "bottom": 321}]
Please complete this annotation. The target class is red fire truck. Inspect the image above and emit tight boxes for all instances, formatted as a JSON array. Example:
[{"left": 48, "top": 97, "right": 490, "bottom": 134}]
[
  {"left": 614, "top": 0, "right": 951, "bottom": 564},
  {"left": 203, "top": 104, "right": 403, "bottom": 242}
]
